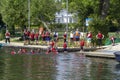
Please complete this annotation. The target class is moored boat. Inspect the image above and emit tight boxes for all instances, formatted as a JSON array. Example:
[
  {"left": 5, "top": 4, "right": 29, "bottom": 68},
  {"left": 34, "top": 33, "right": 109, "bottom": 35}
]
[
  {"left": 0, "top": 43, "right": 3, "bottom": 48},
  {"left": 114, "top": 51, "right": 120, "bottom": 62}
]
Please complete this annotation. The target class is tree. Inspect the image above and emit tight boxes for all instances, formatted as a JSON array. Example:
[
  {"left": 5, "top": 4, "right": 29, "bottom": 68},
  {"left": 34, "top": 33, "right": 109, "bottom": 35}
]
[
  {"left": 0, "top": 0, "right": 58, "bottom": 35},
  {"left": 31, "top": 0, "right": 58, "bottom": 25},
  {"left": 0, "top": 0, "right": 28, "bottom": 32},
  {"left": 68, "top": 0, "right": 98, "bottom": 29},
  {"left": 99, "top": 0, "right": 110, "bottom": 19}
]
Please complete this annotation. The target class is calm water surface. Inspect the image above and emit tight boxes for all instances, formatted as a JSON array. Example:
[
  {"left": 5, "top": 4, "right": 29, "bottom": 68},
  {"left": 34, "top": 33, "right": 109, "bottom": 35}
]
[{"left": 0, "top": 47, "right": 120, "bottom": 80}]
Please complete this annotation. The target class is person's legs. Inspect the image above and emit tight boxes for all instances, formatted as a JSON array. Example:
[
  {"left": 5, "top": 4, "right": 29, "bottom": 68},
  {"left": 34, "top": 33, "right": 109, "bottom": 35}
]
[
  {"left": 8, "top": 38, "right": 10, "bottom": 43},
  {"left": 111, "top": 40, "right": 115, "bottom": 46},
  {"left": 98, "top": 39, "right": 102, "bottom": 48},
  {"left": 5, "top": 38, "right": 7, "bottom": 43}
]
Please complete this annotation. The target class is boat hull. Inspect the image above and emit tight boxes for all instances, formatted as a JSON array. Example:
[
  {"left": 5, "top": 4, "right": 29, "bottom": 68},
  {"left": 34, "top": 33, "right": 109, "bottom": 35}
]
[{"left": 114, "top": 51, "right": 120, "bottom": 62}]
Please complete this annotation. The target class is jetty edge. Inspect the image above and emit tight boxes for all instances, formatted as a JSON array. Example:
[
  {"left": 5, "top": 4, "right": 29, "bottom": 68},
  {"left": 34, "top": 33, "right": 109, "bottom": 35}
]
[
  {"left": 0, "top": 40, "right": 118, "bottom": 59},
  {"left": 0, "top": 41, "right": 97, "bottom": 52}
]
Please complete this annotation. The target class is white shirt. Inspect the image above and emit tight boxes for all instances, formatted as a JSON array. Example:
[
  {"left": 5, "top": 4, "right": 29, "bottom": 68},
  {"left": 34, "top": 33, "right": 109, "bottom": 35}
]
[{"left": 70, "top": 33, "right": 73, "bottom": 38}]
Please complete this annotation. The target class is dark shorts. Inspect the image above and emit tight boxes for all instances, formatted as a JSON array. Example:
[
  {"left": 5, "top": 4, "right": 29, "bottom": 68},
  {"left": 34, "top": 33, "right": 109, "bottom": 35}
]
[
  {"left": 54, "top": 37, "right": 58, "bottom": 42},
  {"left": 64, "top": 39, "right": 67, "bottom": 42},
  {"left": 42, "top": 37, "right": 45, "bottom": 41},
  {"left": 70, "top": 38, "right": 73, "bottom": 41},
  {"left": 24, "top": 36, "right": 29, "bottom": 40},
  {"left": 75, "top": 38, "right": 80, "bottom": 41},
  {"left": 35, "top": 37, "right": 39, "bottom": 41},
  {"left": 31, "top": 38, "right": 35, "bottom": 41},
  {"left": 63, "top": 48, "right": 67, "bottom": 51},
  {"left": 98, "top": 39, "right": 102, "bottom": 45},
  {"left": 80, "top": 46, "right": 83, "bottom": 50},
  {"left": 5, "top": 38, "right": 10, "bottom": 43},
  {"left": 46, "top": 37, "right": 51, "bottom": 41}
]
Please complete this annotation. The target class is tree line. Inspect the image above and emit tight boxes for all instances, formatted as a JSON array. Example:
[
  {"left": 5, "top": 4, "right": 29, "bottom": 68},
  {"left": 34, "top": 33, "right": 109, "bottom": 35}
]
[{"left": 0, "top": 0, "right": 120, "bottom": 39}]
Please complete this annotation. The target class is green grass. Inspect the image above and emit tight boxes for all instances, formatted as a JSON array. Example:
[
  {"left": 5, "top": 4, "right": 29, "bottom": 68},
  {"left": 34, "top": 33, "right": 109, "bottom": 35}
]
[{"left": 11, "top": 37, "right": 80, "bottom": 47}]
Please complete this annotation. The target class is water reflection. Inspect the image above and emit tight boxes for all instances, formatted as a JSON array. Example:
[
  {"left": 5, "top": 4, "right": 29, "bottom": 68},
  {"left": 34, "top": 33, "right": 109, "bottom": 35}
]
[
  {"left": 0, "top": 48, "right": 120, "bottom": 80},
  {"left": 55, "top": 53, "right": 89, "bottom": 80}
]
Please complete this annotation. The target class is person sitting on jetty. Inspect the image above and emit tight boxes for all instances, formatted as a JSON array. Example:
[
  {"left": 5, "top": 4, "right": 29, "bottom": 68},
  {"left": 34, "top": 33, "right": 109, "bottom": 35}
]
[
  {"left": 63, "top": 41, "right": 67, "bottom": 53},
  {"left": 96, "top": 31, "right": 104, "bottom": 48},
  {"left": 80, "top": 39, "right": 85, "bottom": 52},
  {"left": 46, "top": 40, "right": 58, "bottom": 54},
  {"left": 5, "top": 30, "right": 10, "bottom": 44}
]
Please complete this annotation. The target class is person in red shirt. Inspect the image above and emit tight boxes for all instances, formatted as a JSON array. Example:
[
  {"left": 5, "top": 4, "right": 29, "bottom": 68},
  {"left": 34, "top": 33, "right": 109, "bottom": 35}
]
[
  {"left": 5, "top": 30, "right": 10, "bottom": 44},
  {"left": 46, "top": 40, "right": 58, "bottom": 54},
  {"left": 45, "top": 31, "right": 51, "bottom": 45},
  {"left": 34, "top": 32, "right": 39, "bottom": 45},
  {"left": 11, "top": 49, "right": 16, "bottom": 55},
  {"left": 27, "top": 29, "right": 31, "bottom": 44},
  {"left": 63, "top": 41, "right": 67, "bottom": 53},
  {"left": 18, "top": 48, "right": 27, "bottom": 54},
  {"left": 110, "top": 36, "right": 115, "bottom": 46},
  {"left": 80, "top": 39, "right": 85, "bottom": 52},
  {"left": 41, "top": 31, "right": 45, "bottom": 41},
  {"left": 96, "top": 31, "right": 104, "bottom": 48},
  {"left": 29, "top": 29, "right": 35, "bottom": 44},
  {"left": 51, "top": 46, "right": 58, "bottom": 54},
  {"left": 63, "top": 32, "right": 67, "bottom": 42},
  {"left": 86, "top": 31, "right": 92, "bottom": 47},
  {"left": 23, "top": 29, "right": 28, "bottom": 45}
]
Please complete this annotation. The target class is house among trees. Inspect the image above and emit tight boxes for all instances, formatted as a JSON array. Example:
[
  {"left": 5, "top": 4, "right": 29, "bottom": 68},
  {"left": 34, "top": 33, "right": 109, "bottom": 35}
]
[{"left": 55, "top": 9, "right": 77, "bottom": 24}]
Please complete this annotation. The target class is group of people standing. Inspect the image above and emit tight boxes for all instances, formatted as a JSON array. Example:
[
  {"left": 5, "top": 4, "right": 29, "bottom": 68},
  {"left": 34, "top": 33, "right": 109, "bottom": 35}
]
[
  {"left": 23, "top": 27, "right": 55, "bottom": 45},
  {"left": 66, "top": 29, "right": 105, "bottom": 51},
  {"left": 5, "top": 27, "right": 116, "bottom": 54},
  {"left": 23, "top": 29, "right": 40, "bottom": 45}
]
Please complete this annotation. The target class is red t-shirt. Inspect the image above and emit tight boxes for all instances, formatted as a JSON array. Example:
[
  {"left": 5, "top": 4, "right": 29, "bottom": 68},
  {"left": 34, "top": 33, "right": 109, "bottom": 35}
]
[
  {"left": 97, "top": 33, "right": 103, "bottom": 39},
  {"left": 27, "top": 31, "right": 30, "bottom": 36},
  {"left": 87, "top": 33, "right": 92, "bottom": 38},
  {"left": 30, "top": 33, "right": 35, "bottom": 39},
  {"left": 42, "top": 33, "right": 45, "bottom": 38},
  {"left": 64, "top": 34, "right": 67, "bottom": 39},
  {"left": 80, "top": 40, "right": 85, "bottom": 46},
  {"left": 35, "top": 33, "right": 39, "bottom": 38},
  {"left": 5, "top": 32, "right": 10, "bottom": 36},
  {"left": 63, "top": 42, "right": 67, "bottom": 48},
  {"left": 45, "top": 32, "right": 50, "bottom": 37},
  {"left": 50, "top": 41, "right": 55, "bottom": 47}
]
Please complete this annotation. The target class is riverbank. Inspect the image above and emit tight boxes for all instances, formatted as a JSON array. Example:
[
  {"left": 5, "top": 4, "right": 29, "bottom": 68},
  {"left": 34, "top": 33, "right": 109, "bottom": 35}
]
[
  {"left": 0, "top": 40, "right": 97, "bottom": 52},
  {"left": 0, "top": 40, "right": 120, "bottom": 59}
]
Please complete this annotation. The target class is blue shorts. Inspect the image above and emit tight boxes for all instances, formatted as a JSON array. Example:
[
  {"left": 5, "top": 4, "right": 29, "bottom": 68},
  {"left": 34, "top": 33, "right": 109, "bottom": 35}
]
[
  {"left": 75, "top": 38, "right": 79, "bottom": 41},
  {"left": 46, "top": 37, "right": 50, "bottom": 41}
]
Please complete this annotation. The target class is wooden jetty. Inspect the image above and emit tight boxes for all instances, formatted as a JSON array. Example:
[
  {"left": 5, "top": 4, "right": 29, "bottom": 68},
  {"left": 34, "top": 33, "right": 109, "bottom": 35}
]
[
  {"left": 0, "top": 42, "right": 97, "bottom": 52},
  {"left": 0, "top": 41, "right": 116, "bottom": 59}
]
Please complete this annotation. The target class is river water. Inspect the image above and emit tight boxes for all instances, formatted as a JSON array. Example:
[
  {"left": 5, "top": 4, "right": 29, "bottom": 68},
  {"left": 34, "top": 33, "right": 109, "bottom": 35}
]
[{"left": 0, "top": 47, "right": 120, "bottom": 80}]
